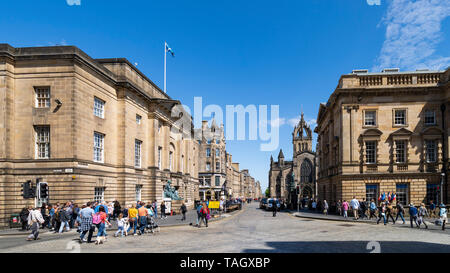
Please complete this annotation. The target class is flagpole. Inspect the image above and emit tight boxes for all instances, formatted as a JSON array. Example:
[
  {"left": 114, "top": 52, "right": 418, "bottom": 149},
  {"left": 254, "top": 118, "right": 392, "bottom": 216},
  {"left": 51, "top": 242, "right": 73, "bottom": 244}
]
[{"left": 164, "top": 41, "right": 167, "bottom": 93}]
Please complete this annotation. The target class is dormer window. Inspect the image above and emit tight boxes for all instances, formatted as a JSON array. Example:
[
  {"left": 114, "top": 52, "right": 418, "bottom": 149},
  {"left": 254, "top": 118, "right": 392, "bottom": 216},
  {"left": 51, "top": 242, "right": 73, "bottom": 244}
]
[{"left": 424, "top": 110, "right": 436, "bottom": 125}]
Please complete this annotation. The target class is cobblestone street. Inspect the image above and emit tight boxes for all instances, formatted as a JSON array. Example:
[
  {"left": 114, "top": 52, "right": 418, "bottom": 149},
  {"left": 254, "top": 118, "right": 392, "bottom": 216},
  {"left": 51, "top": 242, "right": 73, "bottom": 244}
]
[{"left": 1, "top": 203, "right": 448, "bottom": 253}]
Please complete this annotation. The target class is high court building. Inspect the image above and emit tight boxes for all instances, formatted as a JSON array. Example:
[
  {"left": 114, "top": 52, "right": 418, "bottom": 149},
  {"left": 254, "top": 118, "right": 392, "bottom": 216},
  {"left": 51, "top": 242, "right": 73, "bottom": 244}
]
[
  {"left": 0, "top": 44, "right": 201, "bottom": 227},
  {"left": 315, "top": 68, "right": 450, "bottom": 206}
]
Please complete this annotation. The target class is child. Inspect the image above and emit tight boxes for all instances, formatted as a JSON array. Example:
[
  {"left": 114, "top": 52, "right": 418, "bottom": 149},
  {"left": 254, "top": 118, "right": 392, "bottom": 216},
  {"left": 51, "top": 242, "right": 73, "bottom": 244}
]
[{"left": 115, "top": 213, "right": 127, "bottom": 237}]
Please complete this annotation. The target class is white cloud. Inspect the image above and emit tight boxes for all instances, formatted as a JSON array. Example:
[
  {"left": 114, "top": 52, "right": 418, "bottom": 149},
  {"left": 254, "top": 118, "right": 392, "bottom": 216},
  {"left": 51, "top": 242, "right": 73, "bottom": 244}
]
[
  {"left": 373, "top": 0, "right": 450, "bottom": 72},
  {"left": 287, "top": 116, "right": 317, "bottom": 128},
  {"left": 66, "top": 0, "right": 81, "bottom": 6},
  {"left": 260, "top": 117, "right": 286, "bottom": 128}
]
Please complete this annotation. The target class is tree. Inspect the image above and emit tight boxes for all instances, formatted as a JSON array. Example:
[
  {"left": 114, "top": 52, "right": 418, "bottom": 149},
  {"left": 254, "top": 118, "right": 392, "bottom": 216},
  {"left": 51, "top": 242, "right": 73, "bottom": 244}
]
[{"left": 265, "top": 188, "right": 270, "bottom": 198}]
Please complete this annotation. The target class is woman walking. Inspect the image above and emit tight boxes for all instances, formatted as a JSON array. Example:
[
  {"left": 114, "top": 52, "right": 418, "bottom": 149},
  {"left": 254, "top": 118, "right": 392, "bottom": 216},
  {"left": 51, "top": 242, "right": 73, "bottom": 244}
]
[
  {"left": 94, "top": 206, "right": 111, "bottom": 243},
  {"left": 342, "top": 200, "right": 349, "bottom": 218},
  {"left": 198, "top": 202, "right": 210, "bottom": 228}
]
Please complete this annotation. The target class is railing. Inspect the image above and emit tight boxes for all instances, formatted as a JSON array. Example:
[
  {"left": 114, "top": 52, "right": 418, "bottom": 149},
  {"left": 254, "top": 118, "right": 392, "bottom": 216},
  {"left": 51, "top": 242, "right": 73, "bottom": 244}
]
[
  {"left": 360, "top": 76, "right": 382, "bottom": 86},
  {"left": 417, "top": 73, "right": 440, "bottom": 84},
  {"left": 387, "top": 75, "right": 413, "bottom": 85},
  {"left": 396, "top": 164, "right": 408, "bottom": 171}
]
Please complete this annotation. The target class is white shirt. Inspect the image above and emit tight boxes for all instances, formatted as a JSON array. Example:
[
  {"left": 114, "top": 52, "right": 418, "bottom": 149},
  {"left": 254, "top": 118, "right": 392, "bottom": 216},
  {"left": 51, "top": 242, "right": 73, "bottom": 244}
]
[{"left": 350, "top": 199, "right": 360, "bottom": 209}]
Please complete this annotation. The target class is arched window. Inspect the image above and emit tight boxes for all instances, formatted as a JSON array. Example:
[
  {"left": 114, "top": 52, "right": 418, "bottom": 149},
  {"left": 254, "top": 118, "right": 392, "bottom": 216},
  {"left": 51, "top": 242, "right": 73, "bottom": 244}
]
[{"left": 300, "top": 159, "right": 313, "bottom": 183}]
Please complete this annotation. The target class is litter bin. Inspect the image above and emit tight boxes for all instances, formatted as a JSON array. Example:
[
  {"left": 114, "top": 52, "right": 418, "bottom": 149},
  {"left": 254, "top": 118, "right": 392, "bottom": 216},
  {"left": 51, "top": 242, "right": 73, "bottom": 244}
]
[{"left": 10, "top": 214, "right": 21, "bottom": 228}]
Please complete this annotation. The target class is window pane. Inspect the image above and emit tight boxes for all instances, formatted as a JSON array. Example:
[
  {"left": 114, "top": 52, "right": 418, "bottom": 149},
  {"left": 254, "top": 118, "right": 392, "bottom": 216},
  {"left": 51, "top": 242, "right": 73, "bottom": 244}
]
[
  {"left": 424, "top": 110, "right": 435, "bottom": 125},
  {"left": 94, "top": 97, "right": 105, "bottom": 118},
  {"left": 396, "top": 184, "right": 409, "bottom": 205},
  {"left": 135, "top": 140, "right": 142, "bottom": 167},
  {"left": 35, "top": 87, "right": 50, "bottom": 108},
  {"left": 365, "top": 141, "right": 376, "bottom": 164},
  {"left": 394, "top": 110, "right": 406, "bottom": 125},
  {"left": 425, "top": 140, "right": 436, "bottom": 163},
  {"left": 395, "top": 140, "right": 406, "bottom": 163},
  {"left": 426, "top": 184, "right": 439, "bottom": 204},
  {"left": 365, "top": 111, "right": 376, "bottom": 126},
  {"left": 35, "top": 126, "right": 50, "bottom": 159},
  {"left": 366, "top": 184, "right": 379, "bottom": 202}
]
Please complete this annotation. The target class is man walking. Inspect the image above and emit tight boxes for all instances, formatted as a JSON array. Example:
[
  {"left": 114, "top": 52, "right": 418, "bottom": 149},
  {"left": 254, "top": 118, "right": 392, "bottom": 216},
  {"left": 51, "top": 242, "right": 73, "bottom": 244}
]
[
  {"left": 409, "top": 203, "right": 419, "bottom": 228},
  {"left": 350, "top": 197, "right": 360, "bottom": 220},
  {"left": 359, "top": 198, "right": 368, "bottom": 219},
  {"left": 26, "top": 206, "right": 45, "bottom": 241},
  {"left": 417, "top": 203, "right": 428, "bottom": 229},
  {"left": 180, "top": 202, "right": 187, "bottom": 221},
  {"left": 58, "top": 206, "right": 71, "bottom": 233},
  {"left": 369, "top": 199, "right": 377, "bottom": 220},
  {"left": 395, "top": 202, "right": 406, "bottom": 224},
  {"left": 138, "top": 203, "right": 148, "bottom": 235},
  {"left": 79, "top": 202, "right": 95, "bottom": 243}
]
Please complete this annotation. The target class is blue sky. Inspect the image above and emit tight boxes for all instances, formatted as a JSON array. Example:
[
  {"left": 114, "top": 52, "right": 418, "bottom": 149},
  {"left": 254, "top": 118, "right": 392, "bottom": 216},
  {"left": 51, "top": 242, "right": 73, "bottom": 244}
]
[{"left": 2, "top": 0, "right": 449, "bottom": 192}]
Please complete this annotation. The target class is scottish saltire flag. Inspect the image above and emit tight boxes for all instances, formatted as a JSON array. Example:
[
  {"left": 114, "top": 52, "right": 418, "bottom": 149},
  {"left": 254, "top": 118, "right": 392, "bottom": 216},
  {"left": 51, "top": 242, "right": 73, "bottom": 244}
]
[{"left": 166, "top": 43, "right": 175, "bottom": 57}]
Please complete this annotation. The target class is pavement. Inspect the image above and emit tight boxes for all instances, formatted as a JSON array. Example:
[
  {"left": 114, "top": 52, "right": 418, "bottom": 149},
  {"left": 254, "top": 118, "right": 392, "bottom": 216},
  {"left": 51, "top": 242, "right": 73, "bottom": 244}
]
[
  {"left": 1, "top": 202, "right": 449, "bottom": 253},
  {"left": 290, "top": 209, "right": 449, "bottom": 234},
  {"left": 0, "top": 205, "right": 242, "bottom": 237}
]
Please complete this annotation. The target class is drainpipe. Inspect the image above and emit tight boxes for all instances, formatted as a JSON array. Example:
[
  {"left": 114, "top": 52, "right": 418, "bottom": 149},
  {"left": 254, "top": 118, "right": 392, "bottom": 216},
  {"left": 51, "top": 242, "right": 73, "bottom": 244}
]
[{"left": 440, "top": 103, "right": 447, "bottom": 204}]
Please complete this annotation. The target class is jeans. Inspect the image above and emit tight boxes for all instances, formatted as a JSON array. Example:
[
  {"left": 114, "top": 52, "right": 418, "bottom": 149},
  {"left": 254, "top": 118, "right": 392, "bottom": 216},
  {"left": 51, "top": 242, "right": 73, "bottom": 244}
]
[
  {"left": 27, "top": 222, "right": 40, "bottom": 240},
  {"left": 181, "top": 212, "right": 186, "bottom": 221},
  {"left": 369, "top": 209, "right": 377, "bottom": 219},
  {"left": 97, "top": 223, "right": 106, "bottom": 237},
  {"left": 395, "top": 211, "right": 405, "bottom": 223},
  {"left": 139, "top": 216, "right": 147, "bottom": 234},
  {"left": 343, "top": 210, "right": 348, "bottom": 218},
  {"left": 377, "top": 213, "right": 386, "bottom": 225},
  {"left": 115, "top": 226, "right": 125, "bottom": 237},
  {"left": 198, "top": 215, "right": 208, "bottom": 227},
  {"left": 153, "top": 207, "right": 158, "bottom": 218},
  {"left": 127, "top": 218, "right": 137, "bottom": 234},
  {"left": 59, "top": 221, "right": 70, "bottom": 233},
  {"left": 196, "top": 213, "right": 201, "bottom": 225},
  {"left": 410, "top": 215, "right": 419, "bottom": 228},
  {"left": 80, "top": 226, "right": 95, "bottom": 242}
]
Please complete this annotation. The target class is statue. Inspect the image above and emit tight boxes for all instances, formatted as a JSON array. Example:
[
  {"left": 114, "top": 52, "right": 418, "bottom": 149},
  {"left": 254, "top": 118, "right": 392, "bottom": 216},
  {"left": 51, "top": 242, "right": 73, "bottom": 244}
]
[{"left": 163, "top": 180, "right": 182, "bottom": 200}]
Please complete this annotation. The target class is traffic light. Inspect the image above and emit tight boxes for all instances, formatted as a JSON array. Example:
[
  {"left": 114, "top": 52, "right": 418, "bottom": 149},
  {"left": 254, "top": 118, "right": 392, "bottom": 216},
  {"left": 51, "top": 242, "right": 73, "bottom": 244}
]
[
  {"left": 39, "top": 182, "right": 49, "bottom": 199},
  {"left": 21, "top": 180, "right": 35, "bottom": 199}
]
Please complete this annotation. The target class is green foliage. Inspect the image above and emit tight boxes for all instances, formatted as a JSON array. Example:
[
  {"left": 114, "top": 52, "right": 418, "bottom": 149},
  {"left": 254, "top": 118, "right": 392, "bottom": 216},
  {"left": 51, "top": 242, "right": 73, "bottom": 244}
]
[{"left": 265, "top": 188, "right": 270, "bottom": 198}]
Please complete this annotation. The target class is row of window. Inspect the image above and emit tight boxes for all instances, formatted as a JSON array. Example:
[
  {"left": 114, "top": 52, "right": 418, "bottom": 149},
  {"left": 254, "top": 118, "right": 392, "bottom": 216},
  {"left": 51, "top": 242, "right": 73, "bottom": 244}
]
[
  {"left": 364, "top": 139, "right": 438, "bottom": 164},
  {"left": 95, "top": 185, "right": 144, "bottom": 203},
  {"left": 364, "top": 183, "right": 441, "bottom": 205},
  {"left": 205, "top": 161, "right": 221, "bottom": 172},
  {"left": 206, "top": 148, "right": 221, "bottom": 157},
  {"left": 201, "top": 176, "right": 221, "bottom": 187},
  {"left": 34, "top": 87, "right": 144, "bottom": 125},
  {"left": 364, "top": 109, "right": 436, "bottom": 127},
  {"left": 35, "top": 127, "right": 182, "bottom": 170}
]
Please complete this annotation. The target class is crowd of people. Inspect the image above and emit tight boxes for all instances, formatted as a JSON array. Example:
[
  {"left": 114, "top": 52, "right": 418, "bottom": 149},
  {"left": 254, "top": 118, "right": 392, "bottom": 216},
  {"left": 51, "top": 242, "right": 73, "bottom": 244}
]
[
  {"left": 18, "top": 199, "right": 195, "bottom": 243},
  {"left": 301, "top": 197, "right": 447, "bottom": 231}
]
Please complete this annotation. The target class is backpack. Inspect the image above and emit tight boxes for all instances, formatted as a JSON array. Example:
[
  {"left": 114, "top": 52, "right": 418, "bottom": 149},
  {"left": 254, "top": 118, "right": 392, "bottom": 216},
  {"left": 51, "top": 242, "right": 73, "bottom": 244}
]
[{"left": 92, "top": 212, "right": 102, "bottom": 224}]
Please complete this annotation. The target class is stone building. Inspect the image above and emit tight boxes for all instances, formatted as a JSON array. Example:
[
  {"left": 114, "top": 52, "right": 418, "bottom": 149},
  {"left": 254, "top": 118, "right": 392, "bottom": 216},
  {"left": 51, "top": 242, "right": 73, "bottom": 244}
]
[
  {"left": 0, "top": 44, "right": 200, "bottom": 227},
  {"left": 315, "top": 68, "right": 449, "bottom": 207},
  {"left": 268, "top": 113, "right": 317, "bottom": 206},
  {"left": 197, "top": 120, "right": 227, "bottom": 200}
]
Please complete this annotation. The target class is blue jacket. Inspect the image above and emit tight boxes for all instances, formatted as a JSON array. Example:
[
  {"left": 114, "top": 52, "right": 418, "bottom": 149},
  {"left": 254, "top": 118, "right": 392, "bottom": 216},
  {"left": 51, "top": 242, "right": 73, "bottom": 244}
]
[{"left": 409, "top": 206, "right": 418, "bottom": 216}]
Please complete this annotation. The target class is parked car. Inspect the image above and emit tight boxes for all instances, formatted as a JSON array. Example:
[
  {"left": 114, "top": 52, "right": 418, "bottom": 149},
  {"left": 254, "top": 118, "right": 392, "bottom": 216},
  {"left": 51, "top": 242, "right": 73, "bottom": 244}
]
[
  {"left": 266, "top": 198, "right": 281, "bottom": 211},
  {"left": 259, "top": 198, "right": 268, "bottom": 209}
]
